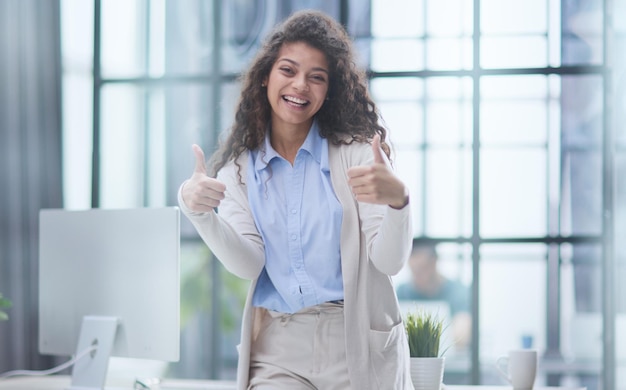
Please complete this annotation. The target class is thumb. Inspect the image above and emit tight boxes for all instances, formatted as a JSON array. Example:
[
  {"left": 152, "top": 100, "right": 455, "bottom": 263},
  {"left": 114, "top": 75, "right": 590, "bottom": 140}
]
[
  {"left": 192, "top": 144, "right": 207, "bottom": 175},
  {"left": 371, "top": 134, "right": 385, "bottom": 164}
]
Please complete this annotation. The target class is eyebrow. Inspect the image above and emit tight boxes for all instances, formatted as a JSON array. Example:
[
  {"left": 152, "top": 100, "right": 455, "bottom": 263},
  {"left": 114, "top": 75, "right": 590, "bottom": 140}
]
[{"left": 277, "top": 58, "right": 329, "bottom": 74}]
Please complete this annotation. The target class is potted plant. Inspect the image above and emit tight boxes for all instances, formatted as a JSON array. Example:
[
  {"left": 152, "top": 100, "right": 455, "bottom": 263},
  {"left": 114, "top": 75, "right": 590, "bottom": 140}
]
[
  {"left": 404, "top": 309, "right": 446, "bottom": 390},
  {"left": 0, "top": 293, "right": 12, "bottom": 321}
]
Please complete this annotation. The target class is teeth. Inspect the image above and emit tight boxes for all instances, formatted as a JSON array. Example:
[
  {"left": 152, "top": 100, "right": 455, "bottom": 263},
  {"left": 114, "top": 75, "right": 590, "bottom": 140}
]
[{"left": 284, "top": 95, "right": 307, "bottom": 105}]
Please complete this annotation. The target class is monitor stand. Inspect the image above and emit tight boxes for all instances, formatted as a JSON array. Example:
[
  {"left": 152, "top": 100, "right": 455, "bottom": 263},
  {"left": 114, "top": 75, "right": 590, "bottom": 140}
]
[{"left": 68, "top": 316, "right": 119, "bottom": 390}]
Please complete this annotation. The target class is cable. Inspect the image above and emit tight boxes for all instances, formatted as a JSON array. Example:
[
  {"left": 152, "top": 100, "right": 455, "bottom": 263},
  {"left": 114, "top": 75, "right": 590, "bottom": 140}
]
[{"left": 0, "top": 344, "right": 97, "bottom": 379}]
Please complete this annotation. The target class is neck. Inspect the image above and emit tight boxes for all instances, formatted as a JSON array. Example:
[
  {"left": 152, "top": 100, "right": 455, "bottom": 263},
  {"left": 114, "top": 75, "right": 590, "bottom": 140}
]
[{"left": 270, "top": 121, "right": 312, "bottom": 164}]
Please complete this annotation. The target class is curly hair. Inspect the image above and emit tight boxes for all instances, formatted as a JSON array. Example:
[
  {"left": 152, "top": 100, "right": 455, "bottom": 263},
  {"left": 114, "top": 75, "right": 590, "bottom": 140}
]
[{"left": 208, "top": 9, "right": 390, "bottom": 177}]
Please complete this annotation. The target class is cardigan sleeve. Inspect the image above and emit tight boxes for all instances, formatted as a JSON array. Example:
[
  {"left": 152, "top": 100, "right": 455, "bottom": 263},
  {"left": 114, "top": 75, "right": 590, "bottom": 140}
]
[
  {"left": 342, "top": 142, "right": 413, "bottom": 276},
  {"left": 367, "top": 203, "right": 413, "bottom": 275},
  {"left": 177, "top": 158, "right": 265, "bottom": 280}
]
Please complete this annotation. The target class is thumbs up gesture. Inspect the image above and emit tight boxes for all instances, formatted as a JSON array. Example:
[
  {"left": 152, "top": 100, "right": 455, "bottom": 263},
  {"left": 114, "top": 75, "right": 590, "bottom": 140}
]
[
  {"left": 181, "top": 144, "right": 226, "bottom": 213},
  {"left": 347, "top": 134, "right": 409, "bottom": 209}
]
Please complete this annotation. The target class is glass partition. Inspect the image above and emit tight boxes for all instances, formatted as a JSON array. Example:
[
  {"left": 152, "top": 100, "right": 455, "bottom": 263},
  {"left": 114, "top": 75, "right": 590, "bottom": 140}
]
[{"left": 61, "top": 0, "right": 618, "bottom": 386}]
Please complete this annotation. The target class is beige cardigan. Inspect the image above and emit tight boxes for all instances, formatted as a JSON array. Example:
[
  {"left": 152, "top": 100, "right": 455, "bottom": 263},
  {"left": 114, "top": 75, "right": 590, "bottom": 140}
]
[{"left": 179, "top": 140, "right": 414, "bottom": 389}]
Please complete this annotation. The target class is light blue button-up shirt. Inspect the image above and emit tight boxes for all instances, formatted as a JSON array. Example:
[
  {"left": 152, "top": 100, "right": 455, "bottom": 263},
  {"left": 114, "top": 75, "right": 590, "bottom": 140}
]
[{"left": 246, "top": 121, "right": 344, "bottom": 313}]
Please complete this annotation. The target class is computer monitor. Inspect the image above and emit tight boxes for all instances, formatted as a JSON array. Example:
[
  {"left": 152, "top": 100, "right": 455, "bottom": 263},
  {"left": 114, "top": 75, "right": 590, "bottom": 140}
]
[{"left": 38, "top": 207, "right": 180, "bottom": 390}]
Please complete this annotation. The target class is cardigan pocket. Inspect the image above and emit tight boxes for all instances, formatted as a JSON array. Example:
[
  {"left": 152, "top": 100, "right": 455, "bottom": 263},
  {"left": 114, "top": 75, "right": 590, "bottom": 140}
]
[{"left": 368, "top": 320, "right": 406, "bottom": 388}]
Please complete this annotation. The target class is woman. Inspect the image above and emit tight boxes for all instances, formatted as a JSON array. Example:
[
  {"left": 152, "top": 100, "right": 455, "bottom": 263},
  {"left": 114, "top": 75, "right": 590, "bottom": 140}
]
[{"left": 179, "top": 9, "right": 413, "bottom": 390}]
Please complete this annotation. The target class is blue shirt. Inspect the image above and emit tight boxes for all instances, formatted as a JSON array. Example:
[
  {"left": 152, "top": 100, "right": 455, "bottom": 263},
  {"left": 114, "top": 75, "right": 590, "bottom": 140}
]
[
  {"left": 246, "top": 121, "right": 344, "bottom": 313},
  {"left": 396, "top": 279, "right": 470, "bottom": 316}
]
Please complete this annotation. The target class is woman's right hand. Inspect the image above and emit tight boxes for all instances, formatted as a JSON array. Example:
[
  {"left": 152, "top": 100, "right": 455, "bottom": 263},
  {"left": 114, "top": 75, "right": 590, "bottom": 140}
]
[{"left": 181, "top": 144, "right": 226, "bottom": 213}]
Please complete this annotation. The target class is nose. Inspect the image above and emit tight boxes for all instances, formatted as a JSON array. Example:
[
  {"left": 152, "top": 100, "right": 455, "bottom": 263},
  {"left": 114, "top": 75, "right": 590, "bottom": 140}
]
[{"left": 293, "top": 75, "right": 309, "bottom": 92}]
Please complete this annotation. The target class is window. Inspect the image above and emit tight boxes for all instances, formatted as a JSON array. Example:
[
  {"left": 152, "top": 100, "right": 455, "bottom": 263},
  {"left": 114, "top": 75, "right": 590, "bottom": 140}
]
[
  {"left": 370, "top": 0, "right": 614, "bottom": 389},
  {"left": 61, "top": 0, "right": 623, "bottom": 388}
]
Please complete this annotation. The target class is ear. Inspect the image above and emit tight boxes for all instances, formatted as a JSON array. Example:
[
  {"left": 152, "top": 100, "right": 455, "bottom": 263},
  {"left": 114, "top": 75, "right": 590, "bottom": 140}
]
[{"left": 262, "top": 76, "right": 268, "bottom": 87}]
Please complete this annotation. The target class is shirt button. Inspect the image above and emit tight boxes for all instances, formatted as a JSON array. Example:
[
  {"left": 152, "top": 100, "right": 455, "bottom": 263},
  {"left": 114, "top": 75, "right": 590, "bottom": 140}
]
[
  {"left": 291, "top": 234, "right": 297, "bottom": 240},
  {"left": 291, "top": 209, "right": 297, "bottom": 214}
]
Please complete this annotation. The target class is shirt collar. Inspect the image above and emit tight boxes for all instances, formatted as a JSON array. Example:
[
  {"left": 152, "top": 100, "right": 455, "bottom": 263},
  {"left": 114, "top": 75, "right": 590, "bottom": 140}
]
[{"left": 254, "top": 120, "right": 323, "bottom": 172}]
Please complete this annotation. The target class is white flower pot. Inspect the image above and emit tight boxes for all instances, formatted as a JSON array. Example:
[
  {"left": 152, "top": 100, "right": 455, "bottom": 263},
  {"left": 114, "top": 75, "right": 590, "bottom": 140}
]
[{"left": 410, "top": 357, "right": 445, "bottom": 390}]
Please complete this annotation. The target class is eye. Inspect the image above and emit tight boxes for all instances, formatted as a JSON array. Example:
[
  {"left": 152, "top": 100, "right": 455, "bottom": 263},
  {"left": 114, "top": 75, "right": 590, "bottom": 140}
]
[
  {"left": 279, "top": 67, "right": 294, "bottom": 75},
  {"left": 311, "top": 74, "right": 327, "bottom": 83}
]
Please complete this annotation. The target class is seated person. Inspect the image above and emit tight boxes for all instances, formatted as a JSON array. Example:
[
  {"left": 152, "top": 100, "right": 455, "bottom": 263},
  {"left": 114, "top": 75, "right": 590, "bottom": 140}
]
[{"left": 396, "top": 243, "right": 472, "bottom": 351}]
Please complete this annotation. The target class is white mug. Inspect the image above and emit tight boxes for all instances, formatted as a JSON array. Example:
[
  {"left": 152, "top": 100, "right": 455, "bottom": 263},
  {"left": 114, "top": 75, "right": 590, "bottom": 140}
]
[{"left": 496, "top": 349, "right": 537, "bottom": 389}]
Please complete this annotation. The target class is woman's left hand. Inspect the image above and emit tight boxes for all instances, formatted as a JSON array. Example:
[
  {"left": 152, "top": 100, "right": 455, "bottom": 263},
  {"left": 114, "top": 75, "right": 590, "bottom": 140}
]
[{"left": 346, "top": 134, "right": 409, "bottom": 209}]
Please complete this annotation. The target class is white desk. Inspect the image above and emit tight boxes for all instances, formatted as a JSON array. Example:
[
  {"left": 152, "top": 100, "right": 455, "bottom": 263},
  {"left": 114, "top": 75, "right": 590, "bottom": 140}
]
[
  {"left": 446, "top": 387, "right": 585, "bottom": 390},
  {"left": 0, "top": 376, "right": 586, "bottom": 390},
  {"left": 0, "top": 376, "right": 237, "bottom": 389}
]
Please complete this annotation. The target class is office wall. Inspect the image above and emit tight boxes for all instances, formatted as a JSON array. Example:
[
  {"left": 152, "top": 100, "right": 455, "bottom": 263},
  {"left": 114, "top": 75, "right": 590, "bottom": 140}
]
[{"left": 0, "top": 0, "right": 64, "bottom": 372}]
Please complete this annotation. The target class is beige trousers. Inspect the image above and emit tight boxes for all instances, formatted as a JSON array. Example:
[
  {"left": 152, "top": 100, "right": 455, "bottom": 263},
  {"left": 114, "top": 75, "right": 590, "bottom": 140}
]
[{"left": 248, "top": 301, "right": 350, "bottom": 390}]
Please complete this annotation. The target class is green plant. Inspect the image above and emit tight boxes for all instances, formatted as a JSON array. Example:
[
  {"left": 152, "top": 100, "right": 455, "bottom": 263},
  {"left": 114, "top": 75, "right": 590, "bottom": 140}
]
[
  {"left": 404, "top": 309, "right": 445, "bottom": 358},
  {"left": 0, "top": 293, "right": 12, "bottom": 321}
]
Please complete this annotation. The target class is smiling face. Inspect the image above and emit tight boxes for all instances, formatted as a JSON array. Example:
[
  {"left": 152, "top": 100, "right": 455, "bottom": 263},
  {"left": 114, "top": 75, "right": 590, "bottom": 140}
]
[{"left": 265, "top": 41, "right": 330, "bottom": 135}]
